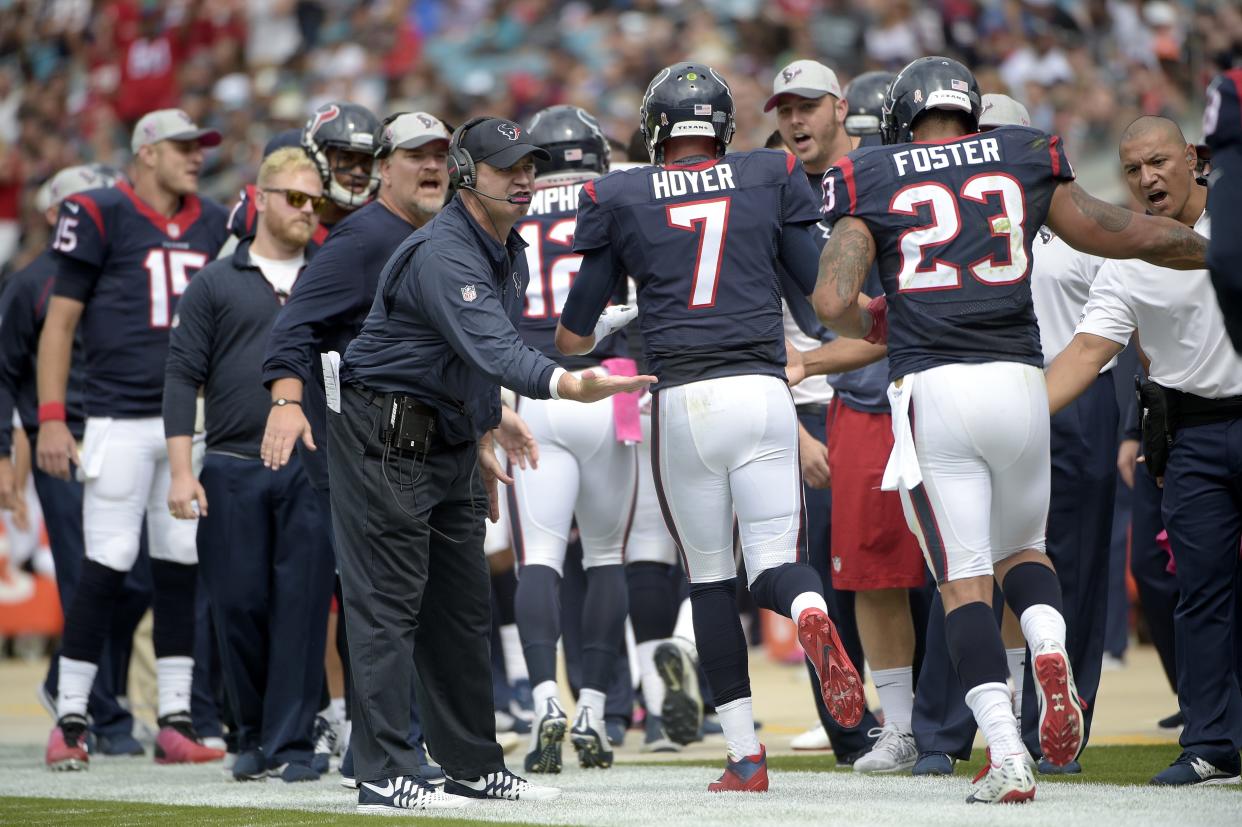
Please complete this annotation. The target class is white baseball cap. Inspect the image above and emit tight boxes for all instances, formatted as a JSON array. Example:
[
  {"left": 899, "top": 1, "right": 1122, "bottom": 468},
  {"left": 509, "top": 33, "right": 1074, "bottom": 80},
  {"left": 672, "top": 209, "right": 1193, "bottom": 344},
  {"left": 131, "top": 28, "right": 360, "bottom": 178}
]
[
  {"left": 35, "top": 165, "right": 121, "bottom": 212},
  {"left": 764, "top": 60, "right": 843, "bottom": 112},
  {"left": 377, "top": 112, "right": 451, "bottom": 157},
  {"left": 131, "top": 109, "right": 222, "bottom": 153},
  {"left": 978, "top": 94, "right": 1032, "bottom": 129}
]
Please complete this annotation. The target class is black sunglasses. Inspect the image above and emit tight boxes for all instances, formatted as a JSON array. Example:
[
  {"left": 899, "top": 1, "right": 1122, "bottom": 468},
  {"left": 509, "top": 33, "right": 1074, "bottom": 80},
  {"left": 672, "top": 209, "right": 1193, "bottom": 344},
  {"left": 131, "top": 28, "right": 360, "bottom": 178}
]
[{"left": 263, "top": 187, "right": 328, "bottom": 211}]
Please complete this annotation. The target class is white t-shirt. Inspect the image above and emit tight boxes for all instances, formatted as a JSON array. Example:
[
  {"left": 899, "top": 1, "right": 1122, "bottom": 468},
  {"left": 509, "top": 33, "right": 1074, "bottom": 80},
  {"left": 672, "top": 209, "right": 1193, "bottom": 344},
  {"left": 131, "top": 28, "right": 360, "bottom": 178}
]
[
  {"left": 249, "top": 250, "right": 304, "bottom": 299},
  {"left": 782, "top": 302, "right": 834, "bottom": 407},
  {"left": 1076, "top": 211, "right": 1242, "bottom": 398},
  {"left": 1030, "top": 229, "right": 1113, "bottom": 370}
]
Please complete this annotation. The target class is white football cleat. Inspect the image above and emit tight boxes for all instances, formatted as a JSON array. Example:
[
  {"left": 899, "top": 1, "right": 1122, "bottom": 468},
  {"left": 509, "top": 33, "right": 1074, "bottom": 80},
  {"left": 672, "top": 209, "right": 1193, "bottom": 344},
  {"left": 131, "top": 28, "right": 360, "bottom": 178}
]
[
  {"left": 966, "top": 752, "right": 1036, "bottom": 804},
  {"left": 853, "top": 726, "right": 918, "bottom": 774}
]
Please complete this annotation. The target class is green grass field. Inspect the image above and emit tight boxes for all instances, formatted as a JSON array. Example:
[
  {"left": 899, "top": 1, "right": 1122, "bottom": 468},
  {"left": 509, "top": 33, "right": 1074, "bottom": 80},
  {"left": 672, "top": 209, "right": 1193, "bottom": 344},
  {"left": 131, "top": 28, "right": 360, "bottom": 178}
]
[{"left": 0, "top": 744, "right": 1237, "bottom": 826}]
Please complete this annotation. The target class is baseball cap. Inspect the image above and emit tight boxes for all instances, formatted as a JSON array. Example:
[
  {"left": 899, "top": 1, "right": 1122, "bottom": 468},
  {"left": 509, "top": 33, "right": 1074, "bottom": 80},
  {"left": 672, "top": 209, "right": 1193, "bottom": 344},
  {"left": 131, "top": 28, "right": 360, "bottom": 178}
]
[
  {"left": 978, "top": 94, "right": 1032, "bottom": 129},
  {"left": 764, "top": 60, "right": 843, "bottom": 112},
  {"left": 378, "top": 112, "right": 451, "bottom": 157},
  {"left": 35, "top": 164, "right": 120, "bottom": 213},
  {"left": 461, "top": 118, "right": 551, "bottom": 169},
  {"left": 131, "top": 109, "right": 222, "bottom": 153}
]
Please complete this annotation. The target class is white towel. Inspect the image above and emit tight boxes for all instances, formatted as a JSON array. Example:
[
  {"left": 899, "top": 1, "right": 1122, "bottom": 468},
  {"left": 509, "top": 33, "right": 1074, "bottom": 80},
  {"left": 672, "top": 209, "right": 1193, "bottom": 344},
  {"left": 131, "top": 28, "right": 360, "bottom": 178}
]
[{"left": 881, "top": 376, "right": 923, "bottom": 491}]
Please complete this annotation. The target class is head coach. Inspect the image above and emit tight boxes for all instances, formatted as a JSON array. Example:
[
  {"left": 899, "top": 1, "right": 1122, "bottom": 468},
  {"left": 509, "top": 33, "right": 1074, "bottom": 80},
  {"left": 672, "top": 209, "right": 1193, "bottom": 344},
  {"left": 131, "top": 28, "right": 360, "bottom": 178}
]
[{"left": 321, "top": 116, "right": 653, "bottom": 813}]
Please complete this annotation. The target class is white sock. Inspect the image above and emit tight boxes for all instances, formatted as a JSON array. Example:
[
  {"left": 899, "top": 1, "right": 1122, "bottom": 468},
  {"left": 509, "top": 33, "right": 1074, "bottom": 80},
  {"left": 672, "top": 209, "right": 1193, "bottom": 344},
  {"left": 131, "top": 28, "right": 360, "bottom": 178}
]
[
  {"left": 965, "top": 681, "right": 1024, "bottom": 759},
  {"left": 1006, "top": 647, "right": 1027, "bottom": 718},
  {"left": 156, "top": 656, "right": 194, "bottom": 719},
  {"left": 715, "top": 696, "right": 761, "bottom": 762},
  {"left": 578, "top": 688, "right": 607, "bottom": 724},
  {"left": 789, "top": 590, "right": 828, "bottom": 624},
  {"left": 56, "top": 657, "right": 99, "bottom": 719},
  {"left": 672, "top": 597, "right": 696, "bottom": 649},
  {"left": 1019, "top": 605, "right": 1067, "bottom": 653},
  {"left": 637, "top": 640, "right": 665, "bottom": 714},
  {"left": 330, "top": 697, "right": 347, "bottom": 724},
  {"left": 871, "top": 666, "right": 914, "bottom": 734},
  {"left": 532, "top": 679, "right": 559, "bottom": 713},
  {"left": 499, "top": 624, "right": 529, "bottom": 682}
]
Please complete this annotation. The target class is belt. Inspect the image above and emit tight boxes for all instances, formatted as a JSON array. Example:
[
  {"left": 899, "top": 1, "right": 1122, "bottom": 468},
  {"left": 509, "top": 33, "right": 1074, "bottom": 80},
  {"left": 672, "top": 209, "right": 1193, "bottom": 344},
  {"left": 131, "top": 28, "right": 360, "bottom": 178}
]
[
  {"left": 347, "top": 383, "right": 436, "bottom": 417},
  {"left": 796, "top": 402, "right": 830, "bottom": 419},
  {"left": 1168, "top": 388, "right": 1242, "bottom": 429}
]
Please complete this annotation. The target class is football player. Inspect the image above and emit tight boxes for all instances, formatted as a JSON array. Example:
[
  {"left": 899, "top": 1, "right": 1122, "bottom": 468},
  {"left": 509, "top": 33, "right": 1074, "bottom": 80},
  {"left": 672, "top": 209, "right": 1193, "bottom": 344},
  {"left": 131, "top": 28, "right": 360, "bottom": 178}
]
[
  {"left": 814, "top": 56, "right": 1208, "bottom": 802},
  {"left": 558, "top": 62, "right": 866, "bottom": 793},
  {"left": 303, "top": 101, "right": 382, "bottom": 222},
  {"left": 509, "top": 104, "right": 636, "bottom": 774},
  {"left": 1205, "top": 68, "right": 1242, "bottom": 349},
  {"left": 37, "top": 109, "right": 230, "bottom": 770}
]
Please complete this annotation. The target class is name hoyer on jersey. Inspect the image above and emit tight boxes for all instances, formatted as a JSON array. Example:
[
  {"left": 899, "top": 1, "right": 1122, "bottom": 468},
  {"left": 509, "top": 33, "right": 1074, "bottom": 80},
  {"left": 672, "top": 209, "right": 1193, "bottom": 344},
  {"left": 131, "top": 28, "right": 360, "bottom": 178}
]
[
  {"left": 892, "top": 137, "right": 1001, "bottom": 177},
  {"left": 650, "top": 164, "right": 736, "bottom": 200}
]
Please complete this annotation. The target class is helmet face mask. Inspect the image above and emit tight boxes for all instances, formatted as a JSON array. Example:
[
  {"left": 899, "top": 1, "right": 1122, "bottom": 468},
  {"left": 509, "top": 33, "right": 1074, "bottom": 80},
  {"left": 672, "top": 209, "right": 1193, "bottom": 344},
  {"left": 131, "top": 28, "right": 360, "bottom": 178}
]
[
  {"left": 639, "top": 62, "right": 736, "bottom": 164},
  {"left": 881, "top": 56, "right": 981, "bottom": 146},
  {"left": 526, "top": 105, "right": 611, "bottom": 179},
  {"left": 302, "top": 102, "right": 381, "bottom": 209}
]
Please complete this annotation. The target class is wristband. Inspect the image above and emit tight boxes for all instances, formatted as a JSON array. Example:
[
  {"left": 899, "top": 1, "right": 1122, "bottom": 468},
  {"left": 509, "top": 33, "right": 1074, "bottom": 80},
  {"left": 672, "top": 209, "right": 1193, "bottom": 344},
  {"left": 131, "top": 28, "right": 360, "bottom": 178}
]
[
  {"left": 272, "top": 398, "right": 302, "bottom": 408},
  {"left": 863, "top": 295, "right": 889, "bottom": 345},
  {"left": 38, "top": 402, "right": 66, "bottom": 423}
]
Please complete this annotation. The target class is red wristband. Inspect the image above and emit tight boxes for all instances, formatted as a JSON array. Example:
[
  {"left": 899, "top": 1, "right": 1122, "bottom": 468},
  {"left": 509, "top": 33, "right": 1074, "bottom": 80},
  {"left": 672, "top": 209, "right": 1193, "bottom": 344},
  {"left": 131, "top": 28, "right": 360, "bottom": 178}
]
[
  {"left": 38, "top": 402, "right": 66, "bottom": 423},
  {"left": 863, "top": 295, "right": 889, "bottom": 345}
]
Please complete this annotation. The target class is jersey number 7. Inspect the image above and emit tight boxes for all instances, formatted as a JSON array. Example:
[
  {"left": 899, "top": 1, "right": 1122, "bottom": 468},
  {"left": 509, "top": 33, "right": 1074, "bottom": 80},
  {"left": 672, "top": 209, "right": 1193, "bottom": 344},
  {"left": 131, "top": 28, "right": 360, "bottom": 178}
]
[
  {"left": 667, "top": 197, "right": 731, "bottom": 309},
  {"left": 891, "top": 173, "right": 1027, "bottom": 292}
]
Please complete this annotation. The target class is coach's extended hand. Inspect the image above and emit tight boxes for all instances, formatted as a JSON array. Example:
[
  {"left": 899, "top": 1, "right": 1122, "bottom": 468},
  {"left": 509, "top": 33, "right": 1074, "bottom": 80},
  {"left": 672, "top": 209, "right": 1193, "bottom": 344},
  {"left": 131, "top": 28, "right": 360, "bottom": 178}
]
[{"left": 556, "top": 370, "right": 656, "bottom": 404}]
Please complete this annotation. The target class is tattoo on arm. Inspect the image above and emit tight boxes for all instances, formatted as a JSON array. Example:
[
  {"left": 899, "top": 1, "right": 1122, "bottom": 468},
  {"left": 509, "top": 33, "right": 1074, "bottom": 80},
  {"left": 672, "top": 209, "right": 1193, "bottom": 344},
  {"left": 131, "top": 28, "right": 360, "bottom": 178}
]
[
  {"left": 817, "top": 219, "right": 875, "bottom": 305},
  {"left": 1148, "top": 219, "right": 1208, "bottom": 269},
  {"left": 1069, "top": 183, "right": 1132, "bottom": 233}
]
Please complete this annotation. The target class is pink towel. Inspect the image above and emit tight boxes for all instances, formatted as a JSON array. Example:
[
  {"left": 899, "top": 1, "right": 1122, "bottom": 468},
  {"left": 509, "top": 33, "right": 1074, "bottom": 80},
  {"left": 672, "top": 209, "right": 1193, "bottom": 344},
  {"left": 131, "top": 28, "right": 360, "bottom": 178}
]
[{"left": 602, "top": 357, "right": 642, "bottom": 444}]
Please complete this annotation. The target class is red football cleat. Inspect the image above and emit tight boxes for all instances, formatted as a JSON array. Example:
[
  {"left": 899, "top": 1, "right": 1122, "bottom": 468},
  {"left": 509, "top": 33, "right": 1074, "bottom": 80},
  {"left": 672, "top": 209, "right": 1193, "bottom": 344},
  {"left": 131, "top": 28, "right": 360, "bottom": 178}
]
[
  {"left": 798, "top": 608, "right": 865, "bottom": 729},
  {"left": 708, "top": 745, "right": 769, "bottom": 792},
  {"left": 1032, "top": 641, "right": 1086, "bottom": 768},
  {"left": 154, "top": 714, "right": 226, "bottom": 765},
  {"left": 46, "top": 715, "right": 90, "bottom": 771}
]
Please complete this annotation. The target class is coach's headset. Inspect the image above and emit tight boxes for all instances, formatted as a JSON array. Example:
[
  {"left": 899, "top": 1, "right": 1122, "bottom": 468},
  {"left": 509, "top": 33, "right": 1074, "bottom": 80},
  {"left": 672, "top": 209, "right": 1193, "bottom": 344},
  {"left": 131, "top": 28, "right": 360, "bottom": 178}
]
[{"left": 446, "top": 116, "right": 489, "bottom": 191}]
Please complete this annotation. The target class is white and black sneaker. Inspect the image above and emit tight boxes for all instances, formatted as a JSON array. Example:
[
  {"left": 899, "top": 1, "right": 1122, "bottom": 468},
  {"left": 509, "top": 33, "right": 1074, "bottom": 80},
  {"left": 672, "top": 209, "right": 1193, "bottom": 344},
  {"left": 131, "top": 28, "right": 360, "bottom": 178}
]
[
  {"left": 444, "top": 767, "right": 561, "bottom": 801},
  {"left": 853, "top": 726, "right": 918, "bottom": 774},
  {"left": 356, "top": 774, "right": 470, "bottom": 813},
  {"left": 570, "top": 707, "right": 614, "bottom": 769},
  {"left": 524, "top": 698, "right": 568, "bottom": 774}
]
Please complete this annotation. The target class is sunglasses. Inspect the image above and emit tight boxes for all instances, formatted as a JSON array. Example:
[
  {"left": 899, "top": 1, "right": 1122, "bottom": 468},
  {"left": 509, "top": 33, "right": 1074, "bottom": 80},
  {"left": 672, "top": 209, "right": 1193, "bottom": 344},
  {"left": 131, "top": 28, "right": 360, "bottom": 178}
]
[{"left": 262, "top": 187, "right": 328, "bottom": 211}]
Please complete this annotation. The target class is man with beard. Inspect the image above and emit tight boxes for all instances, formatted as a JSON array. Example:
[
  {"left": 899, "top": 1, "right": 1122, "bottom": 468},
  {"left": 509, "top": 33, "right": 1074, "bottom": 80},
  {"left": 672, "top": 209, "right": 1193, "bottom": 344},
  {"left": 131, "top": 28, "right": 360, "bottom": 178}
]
[{"left": 163, "top": 148, "right": 333, "bottom": 782}]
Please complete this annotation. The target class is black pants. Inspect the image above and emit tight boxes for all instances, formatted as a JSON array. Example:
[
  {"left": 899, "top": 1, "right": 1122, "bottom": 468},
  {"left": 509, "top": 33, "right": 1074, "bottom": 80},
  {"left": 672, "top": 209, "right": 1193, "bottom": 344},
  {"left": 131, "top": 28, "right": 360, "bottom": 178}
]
[{"left": 328, "top": 386, "right": 502, "bottom": 782}]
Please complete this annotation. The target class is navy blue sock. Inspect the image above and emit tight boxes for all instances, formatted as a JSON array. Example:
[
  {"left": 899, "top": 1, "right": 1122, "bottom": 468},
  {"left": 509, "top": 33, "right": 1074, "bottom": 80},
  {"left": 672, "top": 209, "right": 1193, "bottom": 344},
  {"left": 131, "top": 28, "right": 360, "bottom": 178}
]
[
  {"left": 1001, "top": 561, "right": 1064, "bottom": 618},
  {"left": 944, "top": 601, "right": 1009, "bottom": 690},
  {"left": 61, "top": 559, "right": 127, "bottom": 663},
  {"left": 689, "top": 579, "right": 750, "bottom": 706},
  {"left": 514, "top": 564, "right": 560, "bottom": 685},
  {"left": 749, "top": 562, "right": 823, "bottom": 617},
  {"left": 581, "top": 564, "right": 628, "bottom": 692},
  {"left": 150, "top": 560, "right": 198, "bottom": 658},
  {"left": 626, "top": 562, "right": 678, "bottom": 643}
]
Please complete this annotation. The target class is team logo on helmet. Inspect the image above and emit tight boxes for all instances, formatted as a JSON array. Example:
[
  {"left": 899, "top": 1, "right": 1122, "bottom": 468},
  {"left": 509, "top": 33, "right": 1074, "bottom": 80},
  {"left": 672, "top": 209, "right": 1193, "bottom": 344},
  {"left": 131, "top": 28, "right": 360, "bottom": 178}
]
[
  {"left": 498, "top": 123, "right": 519, "bottom": 140},
  {"left": 308, "top": 104, "right": 341, "bottom": 136}
]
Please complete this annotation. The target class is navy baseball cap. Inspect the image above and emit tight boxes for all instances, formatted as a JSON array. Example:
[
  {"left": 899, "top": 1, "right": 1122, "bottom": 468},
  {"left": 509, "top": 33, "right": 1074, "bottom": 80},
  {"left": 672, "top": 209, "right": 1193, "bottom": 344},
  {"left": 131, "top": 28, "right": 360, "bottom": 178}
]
[{"left": 462, "top": 118, "right": 551, "bottom": 169}]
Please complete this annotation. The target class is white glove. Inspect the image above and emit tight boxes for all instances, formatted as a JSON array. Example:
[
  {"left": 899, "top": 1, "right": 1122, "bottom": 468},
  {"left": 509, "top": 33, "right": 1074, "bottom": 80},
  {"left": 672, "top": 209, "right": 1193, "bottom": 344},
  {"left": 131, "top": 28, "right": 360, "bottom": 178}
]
[{"left": 590, "top": 304, "right": 638, "bottom": 351}]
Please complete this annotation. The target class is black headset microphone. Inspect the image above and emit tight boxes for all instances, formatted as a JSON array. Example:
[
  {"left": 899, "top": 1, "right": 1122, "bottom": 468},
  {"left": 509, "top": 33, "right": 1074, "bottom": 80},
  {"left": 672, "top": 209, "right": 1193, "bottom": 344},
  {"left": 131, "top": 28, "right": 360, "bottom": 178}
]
[{"left": 458, "top": 185, "right": 528, "bottom": 205}]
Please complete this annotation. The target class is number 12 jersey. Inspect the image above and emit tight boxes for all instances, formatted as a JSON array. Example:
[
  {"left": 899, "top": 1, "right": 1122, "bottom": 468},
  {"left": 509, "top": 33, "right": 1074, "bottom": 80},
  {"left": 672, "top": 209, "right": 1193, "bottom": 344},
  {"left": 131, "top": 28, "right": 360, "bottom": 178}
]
[{"left": 821, "top": 125, "right": 1075, "bottom": 381}]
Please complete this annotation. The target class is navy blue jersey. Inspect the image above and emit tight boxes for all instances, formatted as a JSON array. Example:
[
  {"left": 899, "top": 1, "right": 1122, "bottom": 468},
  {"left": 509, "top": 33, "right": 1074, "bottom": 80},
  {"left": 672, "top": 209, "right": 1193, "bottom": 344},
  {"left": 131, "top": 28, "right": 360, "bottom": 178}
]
[
  {"left": 51, "top": 182, "right": 228, "bottom": 417},
  {"left": 1206, "top": 70, "right": 1242, "bottom": 349},
  {"left": 822, "top": 126, "right": 1074, "bottom": 381},
  {"left": 1205, "top": 69, "right": 1242, "bottom": 153},
  {"left": 516, "top": 179, "right": 626, "bottom": 370},
  {"left": 0, "top": 251, "right": 88, "bottom": 454},
  {"left": 566, "top": 149, "right": 822, "bottom": 389}
]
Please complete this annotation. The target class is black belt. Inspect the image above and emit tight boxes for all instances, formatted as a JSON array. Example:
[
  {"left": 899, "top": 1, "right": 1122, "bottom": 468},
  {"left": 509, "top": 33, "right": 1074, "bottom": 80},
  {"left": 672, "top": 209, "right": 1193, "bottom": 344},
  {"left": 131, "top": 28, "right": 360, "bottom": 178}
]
[
  {"left": 796, "top": 402, "right": 830, "bottom": 419},
  {"left": 1168, "top": 388, "right": 1242, "bottom": 429},
  {"left": 347, "top": 383, "right": 436, "bottom": 417}
]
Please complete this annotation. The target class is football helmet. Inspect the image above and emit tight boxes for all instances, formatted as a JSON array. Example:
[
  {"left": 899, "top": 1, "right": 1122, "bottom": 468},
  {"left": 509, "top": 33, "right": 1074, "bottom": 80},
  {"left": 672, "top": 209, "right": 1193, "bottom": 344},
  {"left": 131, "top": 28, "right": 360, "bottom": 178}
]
[
  {"left": 526, "top": 105, "right": 610, "bottom": 179},
  {"left": 844, "top": 72, "right": 895, "bottom": 137},
  {"left": 639, "top": 62, "right": 736, "bottom": 164},
  {"left": 881, "top": 57, "right": 981, "bottom": 146},
  {"left": 302, "top": 101, "right": 380, "bottom": 208}
]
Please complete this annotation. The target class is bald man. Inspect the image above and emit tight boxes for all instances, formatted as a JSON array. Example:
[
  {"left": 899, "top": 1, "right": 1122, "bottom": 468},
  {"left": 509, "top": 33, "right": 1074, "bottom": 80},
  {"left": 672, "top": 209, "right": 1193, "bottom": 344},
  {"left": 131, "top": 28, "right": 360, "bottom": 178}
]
[{"left": 1046, "top": 116, "right": 1241, "bottom": 786}]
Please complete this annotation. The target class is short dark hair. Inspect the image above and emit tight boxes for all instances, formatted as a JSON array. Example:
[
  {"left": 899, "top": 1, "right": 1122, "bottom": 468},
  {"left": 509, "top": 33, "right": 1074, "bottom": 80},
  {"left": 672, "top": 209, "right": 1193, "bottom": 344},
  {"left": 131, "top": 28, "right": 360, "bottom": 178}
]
[{"left": 764, "top": 130, "right": 787, "bottom": 150}]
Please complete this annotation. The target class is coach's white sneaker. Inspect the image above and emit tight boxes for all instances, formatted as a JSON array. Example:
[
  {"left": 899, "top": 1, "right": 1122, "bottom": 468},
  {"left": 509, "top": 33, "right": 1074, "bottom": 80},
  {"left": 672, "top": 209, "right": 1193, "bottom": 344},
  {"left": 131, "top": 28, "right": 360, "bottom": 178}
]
[
  {"left": 357, "top": 775, "right": 470, "bottom": 813},
  {"left": 966, "top": 752, "right": 1036, "bottom": 804},
  {"left": 853, "top": 726, "right": 917, "bottom": 774},
  {"left": 791, "top": 723, "right": 830, "bottom": 751},
  {"left": 444, "top": 767, "right": 561, "bottom": 801}
]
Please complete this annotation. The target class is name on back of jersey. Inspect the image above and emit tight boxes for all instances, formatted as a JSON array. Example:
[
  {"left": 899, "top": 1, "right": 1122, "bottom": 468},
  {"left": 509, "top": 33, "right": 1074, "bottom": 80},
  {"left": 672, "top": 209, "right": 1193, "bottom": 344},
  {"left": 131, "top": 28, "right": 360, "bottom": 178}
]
[
  {"left": 650, "top": 163, "right": 736, "bottom": 200},
  {"left": 527, "top": 183, "right": 582, "bottom": 216},
  {"left": 891, "top": 136, "right": 1000, "bottom": 177}
]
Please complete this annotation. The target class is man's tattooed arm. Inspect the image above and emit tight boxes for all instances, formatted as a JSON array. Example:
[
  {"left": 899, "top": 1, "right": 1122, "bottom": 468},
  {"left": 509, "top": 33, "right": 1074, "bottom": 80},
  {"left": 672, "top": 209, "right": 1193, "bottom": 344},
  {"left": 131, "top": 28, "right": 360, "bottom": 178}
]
[
  {"left": 813, "top": 215, "right": 877, "bottom": 338},
  {"left": 1048, "top": 181, "right": 1207, "bottom": 270}
]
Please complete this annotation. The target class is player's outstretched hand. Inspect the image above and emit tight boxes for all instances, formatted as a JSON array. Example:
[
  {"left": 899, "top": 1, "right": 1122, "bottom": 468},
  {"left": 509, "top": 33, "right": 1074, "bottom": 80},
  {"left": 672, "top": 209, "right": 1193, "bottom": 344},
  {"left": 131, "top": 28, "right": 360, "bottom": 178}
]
[
  {"left": 559, "top": 370, "right": 657, "bottom": 404},
  {"left": 785, "top": 339, "right": 807, "bottom": 387},
  {"left": 36, "top": 420, "right": 79, "bottom": 480},
  {"left": 496, "top": 406, "right": 539, "bottom": 470},
  {"left": 168, "top": 472, "right": 208, "bottom": 520},
  {"left": 261, "top": 404, "right": 316, "bottom": 470}
]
